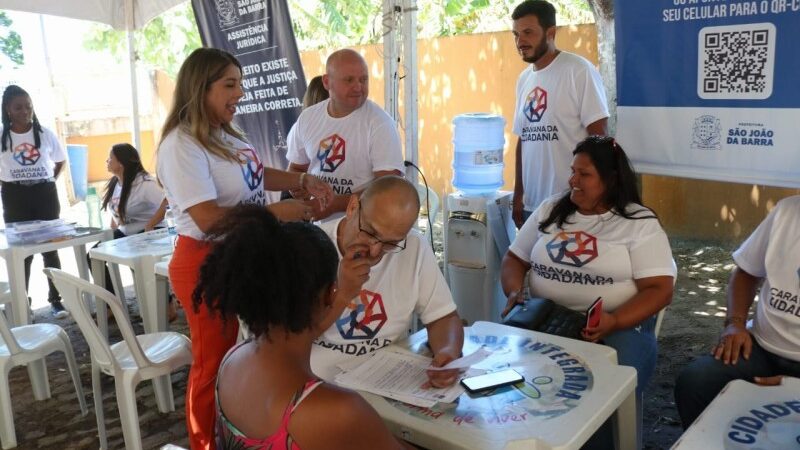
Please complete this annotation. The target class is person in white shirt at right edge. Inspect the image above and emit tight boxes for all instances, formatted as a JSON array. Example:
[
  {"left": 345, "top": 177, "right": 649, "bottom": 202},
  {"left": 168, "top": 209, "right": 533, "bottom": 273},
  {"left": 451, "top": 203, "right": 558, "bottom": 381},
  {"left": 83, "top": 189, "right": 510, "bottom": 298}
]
[
  {"left": 675, "top": 195, "right": 800, "bottom": 429},
  {"left": 501, "top": 136, "right": 676, "bottom": 449}
]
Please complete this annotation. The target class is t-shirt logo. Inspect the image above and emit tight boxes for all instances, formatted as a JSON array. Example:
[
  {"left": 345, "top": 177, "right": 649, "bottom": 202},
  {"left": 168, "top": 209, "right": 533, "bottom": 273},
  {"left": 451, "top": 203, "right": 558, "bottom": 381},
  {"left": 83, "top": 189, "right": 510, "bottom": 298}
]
[
  {"left": 546, "top": 231, "right": 598, "bottom": 267},
  {"left": 335, "top": 289, "right": 387, "bottom": 340},
  {"left": 13, "top": 143, "right": 41, "bottom": 166},
  {"left": 523, "top": 86, "right": 548, "bottom": 123},
  {"left": 237, "top": 148, "right": 263, "bottom": 191},
  {"left": 317, "top": 134, "right": 346, "bottom": 173}
]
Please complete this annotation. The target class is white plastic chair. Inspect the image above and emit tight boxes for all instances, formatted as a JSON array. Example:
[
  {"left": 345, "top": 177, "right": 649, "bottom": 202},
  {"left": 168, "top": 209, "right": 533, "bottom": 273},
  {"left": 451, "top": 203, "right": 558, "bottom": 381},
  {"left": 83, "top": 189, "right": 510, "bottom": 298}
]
[
  {"left": 45, "top": 268, "right": 192, "bottom": 450},
  {"left": 0, "top": 282, "right": 10, "bottom": 321},
  {"left": 413, "top": 184, "right": 440, "bottom": 249},
  {"left": 0, "top": 300, "right": 87, "bottom": 449}
]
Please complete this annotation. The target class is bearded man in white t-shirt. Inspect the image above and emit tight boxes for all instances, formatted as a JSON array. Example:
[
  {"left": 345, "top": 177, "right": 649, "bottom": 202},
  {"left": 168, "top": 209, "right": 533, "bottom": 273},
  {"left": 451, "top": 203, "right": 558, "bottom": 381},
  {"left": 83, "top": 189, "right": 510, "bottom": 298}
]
[
  {"left": 311, "top": 176, "right": 464, "bottom": 388},
  {"left": 287, "top": 49, "right": 404, "bottom": 221},
  {"left": 675, "top": 195, "right": 800, "bottom": 429},
  {"left": 510, "top": 0, "right": 609, "bottom": 228}
]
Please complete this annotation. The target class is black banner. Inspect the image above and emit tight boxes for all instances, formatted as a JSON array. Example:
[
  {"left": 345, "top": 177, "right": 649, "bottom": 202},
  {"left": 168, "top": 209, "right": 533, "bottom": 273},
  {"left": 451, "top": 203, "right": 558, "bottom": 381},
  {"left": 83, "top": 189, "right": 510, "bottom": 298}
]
[{"left": 192, "top": 0, "right": 306, "bottom": 203}]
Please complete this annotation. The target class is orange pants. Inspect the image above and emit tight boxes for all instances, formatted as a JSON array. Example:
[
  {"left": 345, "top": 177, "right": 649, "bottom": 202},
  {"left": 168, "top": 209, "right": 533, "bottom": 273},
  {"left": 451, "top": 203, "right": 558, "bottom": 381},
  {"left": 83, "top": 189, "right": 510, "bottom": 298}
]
[{"left": 170, "top": 235, "right": 238, "bottom": 450}]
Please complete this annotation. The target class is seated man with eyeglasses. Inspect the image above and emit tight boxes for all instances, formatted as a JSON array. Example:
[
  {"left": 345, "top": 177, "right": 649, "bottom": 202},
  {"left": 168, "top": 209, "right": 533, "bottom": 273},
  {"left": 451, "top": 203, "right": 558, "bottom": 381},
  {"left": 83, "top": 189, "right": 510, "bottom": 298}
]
[{"left": 311, "top": 175, "right": 464, "bottom": 388}]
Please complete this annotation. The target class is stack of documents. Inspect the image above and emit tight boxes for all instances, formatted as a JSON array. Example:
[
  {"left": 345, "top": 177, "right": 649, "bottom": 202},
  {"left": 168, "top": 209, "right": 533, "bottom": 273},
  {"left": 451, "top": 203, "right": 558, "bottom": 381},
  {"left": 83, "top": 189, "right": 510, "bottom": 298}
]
[
  {"left": 334, "top": 346, "right": 490, "bottom": 407},
  {"left": 5, "top": 219, "right": 77, "bottom": 244}
]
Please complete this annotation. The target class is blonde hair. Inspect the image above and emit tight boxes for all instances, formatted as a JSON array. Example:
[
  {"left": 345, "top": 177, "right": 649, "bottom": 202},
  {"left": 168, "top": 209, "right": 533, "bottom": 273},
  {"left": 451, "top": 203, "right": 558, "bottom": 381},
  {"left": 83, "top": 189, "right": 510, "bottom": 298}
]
[
  {"left": 303, "top": 75, "right": 329, "bottom": 109},
  {"left": 159, "top": 48, "right": 245, "bottom": 162}
]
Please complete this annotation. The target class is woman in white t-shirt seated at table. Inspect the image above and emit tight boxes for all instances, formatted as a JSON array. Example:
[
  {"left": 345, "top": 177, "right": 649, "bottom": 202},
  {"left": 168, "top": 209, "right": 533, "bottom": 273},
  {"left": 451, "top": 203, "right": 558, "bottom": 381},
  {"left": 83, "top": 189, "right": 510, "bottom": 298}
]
[
  {"left": 101, "top": 143, "right": 166, "bottom": 238},
  {"left": 96, "top": 142, "right": 175, "bottom": 318},
  {"left": 501, "top": 135, "right": 676, "bottom": 407}
]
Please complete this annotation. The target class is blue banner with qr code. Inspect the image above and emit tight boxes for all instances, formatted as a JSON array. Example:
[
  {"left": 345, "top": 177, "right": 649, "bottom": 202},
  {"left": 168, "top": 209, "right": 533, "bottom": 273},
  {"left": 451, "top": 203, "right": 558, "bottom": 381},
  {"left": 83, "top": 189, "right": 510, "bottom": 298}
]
[{"left": 615, "top": 0, "right": 800, "bottom": 188}]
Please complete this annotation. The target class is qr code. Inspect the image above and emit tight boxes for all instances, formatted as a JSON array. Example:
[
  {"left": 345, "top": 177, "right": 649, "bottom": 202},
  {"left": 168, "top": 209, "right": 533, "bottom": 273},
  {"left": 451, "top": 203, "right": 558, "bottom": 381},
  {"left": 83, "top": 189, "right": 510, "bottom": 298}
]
[{"left": 697, "top": 23, "right": 776, "bottom": 100}]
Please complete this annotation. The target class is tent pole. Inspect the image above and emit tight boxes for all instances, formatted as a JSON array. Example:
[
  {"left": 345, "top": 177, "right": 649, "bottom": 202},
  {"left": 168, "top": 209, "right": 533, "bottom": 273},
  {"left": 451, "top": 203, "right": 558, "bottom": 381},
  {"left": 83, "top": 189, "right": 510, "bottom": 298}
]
[
  {"left": 402, "top": 0, "right": 418, "bottom": 186},
  {"left": 382, "top": 0, "right": 400, "bottom": 124},
  {"left": 125, "top": 0, "right": 141, "bottom": 151}
]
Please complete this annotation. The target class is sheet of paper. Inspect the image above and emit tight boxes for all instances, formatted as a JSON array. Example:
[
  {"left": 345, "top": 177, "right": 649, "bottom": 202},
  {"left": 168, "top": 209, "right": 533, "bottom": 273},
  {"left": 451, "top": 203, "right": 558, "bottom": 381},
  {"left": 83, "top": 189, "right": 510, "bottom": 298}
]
[
  {"left": 334, "top": 348, "right": 478, "bottom": 408},
  {"left": 426, "top": 346, "right": 492, "bottom": 371}
]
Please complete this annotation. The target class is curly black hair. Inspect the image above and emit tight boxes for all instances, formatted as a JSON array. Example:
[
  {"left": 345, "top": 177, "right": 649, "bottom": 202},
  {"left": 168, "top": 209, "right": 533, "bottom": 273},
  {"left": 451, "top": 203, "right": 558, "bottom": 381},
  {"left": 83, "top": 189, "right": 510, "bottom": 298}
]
[{"left": 192, "top": 205, "right": 339, "bottom": 338}]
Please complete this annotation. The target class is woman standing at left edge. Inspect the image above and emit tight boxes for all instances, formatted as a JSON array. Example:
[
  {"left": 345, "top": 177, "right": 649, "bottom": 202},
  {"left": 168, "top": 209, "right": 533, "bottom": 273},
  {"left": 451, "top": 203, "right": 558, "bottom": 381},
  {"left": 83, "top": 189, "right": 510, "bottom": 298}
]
[{"left": 0, "top": 85, "right": 68, "bottom": 319}]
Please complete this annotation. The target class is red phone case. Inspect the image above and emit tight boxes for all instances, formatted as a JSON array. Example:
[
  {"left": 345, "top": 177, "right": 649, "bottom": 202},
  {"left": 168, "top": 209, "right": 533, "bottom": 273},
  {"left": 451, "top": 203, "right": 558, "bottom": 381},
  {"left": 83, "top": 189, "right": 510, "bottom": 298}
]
[{"left": 586, "top": 297, "right": 603, "bottom": 328}]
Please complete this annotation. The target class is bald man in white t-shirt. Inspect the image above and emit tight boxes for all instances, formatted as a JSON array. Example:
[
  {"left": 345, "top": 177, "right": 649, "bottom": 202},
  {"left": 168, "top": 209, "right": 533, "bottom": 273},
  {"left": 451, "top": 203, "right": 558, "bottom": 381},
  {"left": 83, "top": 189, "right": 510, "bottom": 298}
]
[{"left": 287, "top": 49, "right": 404, "bottom": 221}]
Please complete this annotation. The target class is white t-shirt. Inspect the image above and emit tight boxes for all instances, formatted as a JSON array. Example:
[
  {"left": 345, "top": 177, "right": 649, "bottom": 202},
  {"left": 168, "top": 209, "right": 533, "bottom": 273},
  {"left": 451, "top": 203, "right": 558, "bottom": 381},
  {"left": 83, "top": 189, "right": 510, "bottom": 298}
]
[
  {"left": 109, "top": 172, "right": 165, "bottom": 235},
  {"left": 512, "top": 52, "right": 609, "bottom": 212},
  {"left": 156, "top": 128, "right": 267, "bottom": 240},
  {"left": 732, "top": 195, "right": 800, "bottom": 362},
  {"left": 509, "top": 196, "right": 676, "bottom": 313},
  {"left": 311, "top": 218, "right": 457, "bottom": 381},
  {"left": 0, "top": 127, "right": 66, "bottom": 182},
  {"left": 287, "top": 99, "right": 404, "bottom": 204}
]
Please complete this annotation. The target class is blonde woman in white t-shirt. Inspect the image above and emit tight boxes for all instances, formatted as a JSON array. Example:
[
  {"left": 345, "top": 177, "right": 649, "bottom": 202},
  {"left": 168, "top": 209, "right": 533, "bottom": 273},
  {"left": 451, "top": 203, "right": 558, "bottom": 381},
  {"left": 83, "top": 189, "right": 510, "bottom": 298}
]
[
  {"left": 0, "top": 84, "right": 69, "bottom": 318},
  {"left": 156, "top": 47, "right": 333, "bottom": 450}
]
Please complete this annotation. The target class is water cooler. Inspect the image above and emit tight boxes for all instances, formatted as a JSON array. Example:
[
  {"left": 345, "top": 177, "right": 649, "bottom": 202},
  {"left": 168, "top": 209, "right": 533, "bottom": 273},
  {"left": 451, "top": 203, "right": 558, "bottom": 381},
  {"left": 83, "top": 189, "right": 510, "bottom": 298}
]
[
  {"left": 444, "top": 192, "right": 515, "bottom": 324},
  {"left": 444, "top": 113, "right": 516, "bottom": 324}
]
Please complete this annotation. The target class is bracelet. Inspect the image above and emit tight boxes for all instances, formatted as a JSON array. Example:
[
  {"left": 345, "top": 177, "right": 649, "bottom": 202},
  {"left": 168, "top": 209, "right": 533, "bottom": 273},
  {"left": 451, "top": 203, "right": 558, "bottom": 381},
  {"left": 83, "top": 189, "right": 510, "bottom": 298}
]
[
  {"left": 724, "top": 316, "right": 746, "bottom": 327},
  {"left": 299, "top": 172, "right": 306, "bottom": 189}
]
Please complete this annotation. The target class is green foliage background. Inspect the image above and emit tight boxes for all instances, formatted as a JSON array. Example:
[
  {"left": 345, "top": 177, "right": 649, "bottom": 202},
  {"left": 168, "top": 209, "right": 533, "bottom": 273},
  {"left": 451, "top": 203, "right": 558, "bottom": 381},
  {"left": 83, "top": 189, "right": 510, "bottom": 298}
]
[{"left": 82, "top": 0, "right": 592, "bottom": 77}]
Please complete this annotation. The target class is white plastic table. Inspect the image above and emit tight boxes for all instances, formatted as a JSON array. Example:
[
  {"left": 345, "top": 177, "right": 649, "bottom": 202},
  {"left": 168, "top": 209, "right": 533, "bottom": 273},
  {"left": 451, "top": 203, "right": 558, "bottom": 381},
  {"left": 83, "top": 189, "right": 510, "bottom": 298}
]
[
  {"left": 358, "top": 321, "right": 637, "bottom": 450},
  {"left": 89, "top": 229, "right": 174, "bottom": 335},
  {"left": 0, "top": 227, "right": 111, "bottom": 326},
  {"left": 154, "top": 255, "right": 170, "bottom": 326},
  {"left": 0, "top": 227, "right": 111, "bottom": 400},
  {"left": 672, "top": 377, "right": 800, "bottom": 449}
]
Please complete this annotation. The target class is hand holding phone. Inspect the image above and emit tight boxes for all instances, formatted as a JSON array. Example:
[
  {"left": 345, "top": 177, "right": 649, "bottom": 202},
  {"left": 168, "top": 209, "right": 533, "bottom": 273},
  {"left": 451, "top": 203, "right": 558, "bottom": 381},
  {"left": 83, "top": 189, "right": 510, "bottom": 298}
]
[
  {"left": 586, "top": 297, "right": 603, "bottom": 329},
  {"left": 460, "top": 369, "right": 524, "bottom": 394}
]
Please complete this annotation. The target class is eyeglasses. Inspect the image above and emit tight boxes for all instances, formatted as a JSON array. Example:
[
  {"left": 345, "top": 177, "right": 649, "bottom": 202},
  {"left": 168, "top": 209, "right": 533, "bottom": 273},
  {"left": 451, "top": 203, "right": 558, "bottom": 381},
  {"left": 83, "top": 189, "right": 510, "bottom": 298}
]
[{"left": 357, "top": 199, "right": 406, "bottom": 253}]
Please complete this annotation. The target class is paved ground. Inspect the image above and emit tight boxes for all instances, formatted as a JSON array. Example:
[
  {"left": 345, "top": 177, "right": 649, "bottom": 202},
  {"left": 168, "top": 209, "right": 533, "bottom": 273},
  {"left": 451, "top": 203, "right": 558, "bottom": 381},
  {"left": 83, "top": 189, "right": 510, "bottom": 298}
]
[{"left": 5, "top": 290, "right": 190, "bottom": 450}]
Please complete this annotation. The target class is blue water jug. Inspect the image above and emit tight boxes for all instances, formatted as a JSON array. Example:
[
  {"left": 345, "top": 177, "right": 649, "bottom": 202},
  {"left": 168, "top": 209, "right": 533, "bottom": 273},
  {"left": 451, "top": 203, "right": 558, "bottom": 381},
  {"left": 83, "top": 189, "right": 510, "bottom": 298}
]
[
  {"left": 452, "top": 113, "right": 505, "bottom": 195},
  {"left": 67, "top": 144, "right": 89, "bottom": 201}
]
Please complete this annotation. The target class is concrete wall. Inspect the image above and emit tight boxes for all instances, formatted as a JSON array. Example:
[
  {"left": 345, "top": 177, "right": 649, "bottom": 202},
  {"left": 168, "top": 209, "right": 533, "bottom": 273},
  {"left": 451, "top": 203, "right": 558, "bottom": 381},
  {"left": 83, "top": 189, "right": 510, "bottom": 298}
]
[
  {"left": 63, "top": 25, "right": 797, "bottom": 242},
  {"left": 66, "top": 131, "right": 157, "bottom": 182},
  {"left": 300, "top": 26, "right": 798, "bottom": 242}
]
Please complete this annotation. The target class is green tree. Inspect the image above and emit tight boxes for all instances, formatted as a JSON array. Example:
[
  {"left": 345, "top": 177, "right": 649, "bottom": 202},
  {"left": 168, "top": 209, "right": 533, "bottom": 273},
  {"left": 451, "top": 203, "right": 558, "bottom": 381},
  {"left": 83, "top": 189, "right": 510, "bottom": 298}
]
[
  {"left": 81, "top": 0, "right": 592, "bottom": 75},
  {"left": 0, "top": 11, "right": 24, "bottom": 68},
  {"left": 83, "top": 3, "right": 201, "bottom": 78},
  {"left": 289, "top": 0, "right": 593, "bottom": 49}
]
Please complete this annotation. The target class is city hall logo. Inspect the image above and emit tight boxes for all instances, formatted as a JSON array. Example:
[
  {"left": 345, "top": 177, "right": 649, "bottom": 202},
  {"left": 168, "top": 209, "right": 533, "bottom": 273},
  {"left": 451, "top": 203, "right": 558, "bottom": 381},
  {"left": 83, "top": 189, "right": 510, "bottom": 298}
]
[
  {"left": 13, "top": 143, "right": 40, "bottom": 166},
  {"left": 523, "top": 86, "right": 547, "bottom": 122},
  {"left": 317, "top": 134, "right": 346, "bottom": 173},
  {"left": 214, "top": 0, "right": 239, "bottom": 27},
  {"left": 237, "top": 148, "right": 263, "bottom": 191},
  {"left": 336, "top": 289, "right": 387, "bottom": 340},
  {"left": 546, "top": 231, "right": 598, "bottom": 268},
  {"left": 691, "top": 115, "right": 722, "bottom": 151}
]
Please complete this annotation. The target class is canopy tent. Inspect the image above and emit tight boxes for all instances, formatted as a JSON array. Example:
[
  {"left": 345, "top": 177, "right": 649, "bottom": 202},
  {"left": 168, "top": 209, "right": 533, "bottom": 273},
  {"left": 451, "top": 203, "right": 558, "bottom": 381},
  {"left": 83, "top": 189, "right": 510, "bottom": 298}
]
[{"left": 0, "top": 0, "right": 185, "bottom": 150}]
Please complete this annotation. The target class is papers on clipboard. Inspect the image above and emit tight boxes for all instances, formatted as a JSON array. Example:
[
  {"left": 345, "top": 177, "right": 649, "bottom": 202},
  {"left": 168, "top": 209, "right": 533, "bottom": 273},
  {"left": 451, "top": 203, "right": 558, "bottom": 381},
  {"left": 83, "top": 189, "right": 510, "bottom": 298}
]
[{"left": 333, "top": 347, "right": 490, "bottom": 407}]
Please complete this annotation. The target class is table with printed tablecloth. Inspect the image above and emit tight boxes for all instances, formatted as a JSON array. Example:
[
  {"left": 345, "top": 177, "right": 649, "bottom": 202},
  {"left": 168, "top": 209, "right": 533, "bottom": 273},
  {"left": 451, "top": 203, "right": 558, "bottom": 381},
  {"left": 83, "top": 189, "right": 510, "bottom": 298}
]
[
  {"left": 357, "top": 320, "right": 637, "bottom": 450},
  {"left": 672, "top": 377, "right": 800, "bottom": 450}
]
